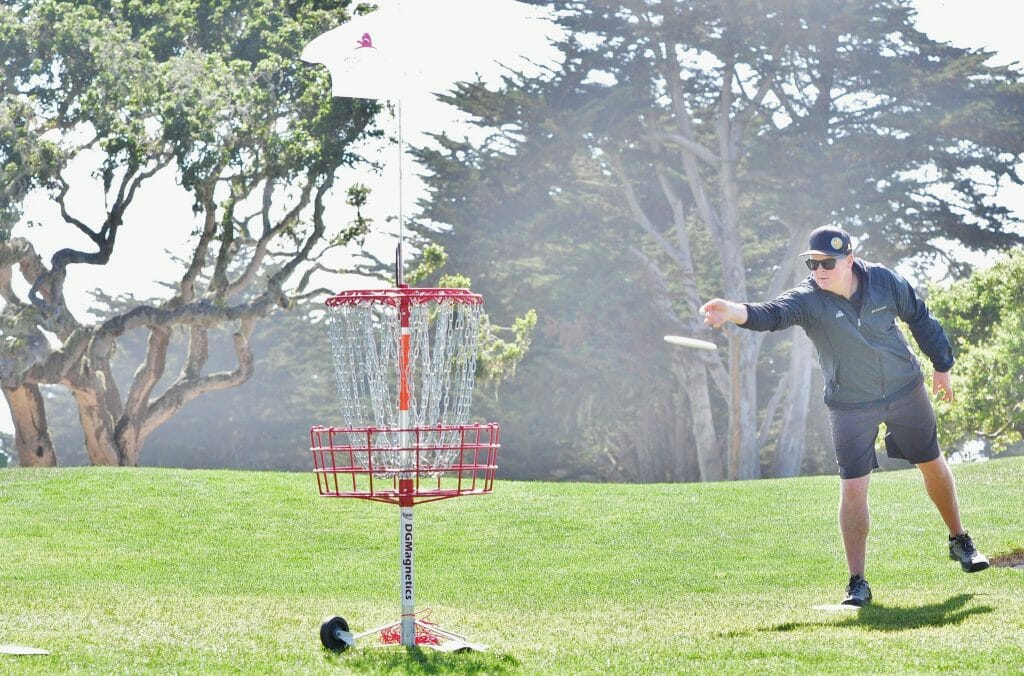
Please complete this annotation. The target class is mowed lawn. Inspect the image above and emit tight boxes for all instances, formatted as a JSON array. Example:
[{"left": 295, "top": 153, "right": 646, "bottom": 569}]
[{"left": 1, "top": 457, "right": 1022, "bottom": 673}]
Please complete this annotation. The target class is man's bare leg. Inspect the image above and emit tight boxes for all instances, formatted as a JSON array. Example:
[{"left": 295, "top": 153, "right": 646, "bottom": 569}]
[
  {"left": 916, "top": 456, "right": 963, "bottom": 536},
  {"left": 840, "top": 474, "right": 871, "bottom": 575},
  {"left": 918, "top": 456, "right": 990, "bottom": 571}
]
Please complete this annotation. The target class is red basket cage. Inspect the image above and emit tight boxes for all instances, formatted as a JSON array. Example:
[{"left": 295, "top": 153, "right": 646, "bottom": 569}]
[{"left": 310, "top": 423, "right": 499, "bottom": 505}]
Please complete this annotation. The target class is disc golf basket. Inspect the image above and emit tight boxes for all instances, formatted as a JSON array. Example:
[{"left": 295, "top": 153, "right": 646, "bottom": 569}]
[{"left": 310, "top": 286, "right": 499, "bottom": 652}]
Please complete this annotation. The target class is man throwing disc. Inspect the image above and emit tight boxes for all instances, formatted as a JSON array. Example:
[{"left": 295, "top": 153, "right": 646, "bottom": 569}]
[{"left": 701, "top": 226, "right": 989, "bottom": 607}]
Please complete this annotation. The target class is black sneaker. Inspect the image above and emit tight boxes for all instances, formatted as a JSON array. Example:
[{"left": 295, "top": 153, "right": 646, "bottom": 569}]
[
  {"left": 949, "top": 532, "right": 990, "bottom": 572},
  {"left": 842, "top": 574, "right": 872, "bottom": 607}
]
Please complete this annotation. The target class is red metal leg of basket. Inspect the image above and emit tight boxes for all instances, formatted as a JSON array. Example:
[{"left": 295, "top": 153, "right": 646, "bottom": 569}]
[{"left": 379, "top": 611, "right": 443, "bottom": 645}]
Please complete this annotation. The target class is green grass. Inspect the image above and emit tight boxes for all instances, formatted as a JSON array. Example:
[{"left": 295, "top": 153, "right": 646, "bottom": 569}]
[{"left": 1, "top": 458, "right": 1023, "bottom": 674}]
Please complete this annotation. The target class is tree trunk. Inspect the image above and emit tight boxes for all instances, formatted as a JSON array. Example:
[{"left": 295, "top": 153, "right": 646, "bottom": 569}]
[
  {"left": 71, "top": 387, "right": 121, "bottom": 465},
  {"left": 740, "top": 339, "right": 761, "bottom": 479},
  {"left": 115, "top": 424, "right": 144, "bottom": 467},
  {"left": 670, "top": 385, "right": 700, "bottom": 481},
  {"left": 727, "top": 331, "right": 761, "bottom": 479},
  {"left": 2, "top": 383, "right": 57, "bottom": 466},
  {"left": 672, "top": 420, "right": 700, "bottom": 482},
  {"left": 675, "top": 362, "right": 725, "bottom": 481},
  {"left": 772, "top": 331, "right": 813, "bottom": 477}
]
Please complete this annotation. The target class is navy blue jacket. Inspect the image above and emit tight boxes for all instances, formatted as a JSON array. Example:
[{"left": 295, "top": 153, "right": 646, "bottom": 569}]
[{"left": 741, "top": 259, "right": 954, "bottom": 408}]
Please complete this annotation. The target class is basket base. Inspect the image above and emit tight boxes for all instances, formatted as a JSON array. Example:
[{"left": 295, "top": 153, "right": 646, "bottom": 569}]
[{"left": 354, "top": 619, "right": 487, "bottom": 652}]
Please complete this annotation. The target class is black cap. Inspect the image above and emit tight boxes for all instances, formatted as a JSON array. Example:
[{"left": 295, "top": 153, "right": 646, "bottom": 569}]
[{"left": 801, "top": 226, "right": 852, "bottom": 258}]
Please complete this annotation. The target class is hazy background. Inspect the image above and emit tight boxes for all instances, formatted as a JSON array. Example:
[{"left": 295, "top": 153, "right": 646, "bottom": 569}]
[{"left": 3, "top": 0, "right": 1022, "bottom": 477}]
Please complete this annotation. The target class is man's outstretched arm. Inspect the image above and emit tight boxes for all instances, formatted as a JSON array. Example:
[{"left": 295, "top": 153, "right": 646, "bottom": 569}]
[
  {"left": 704, "top": 286, "right": 812, "bottom": 333},
  {"left": 701, "top": 299, "right": 748, "bottom": 329}
]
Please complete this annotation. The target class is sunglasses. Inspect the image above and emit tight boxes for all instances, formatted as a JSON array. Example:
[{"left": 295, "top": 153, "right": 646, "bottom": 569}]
[{"left": 805, "top": 257, "right": 844, "bottom": 271}]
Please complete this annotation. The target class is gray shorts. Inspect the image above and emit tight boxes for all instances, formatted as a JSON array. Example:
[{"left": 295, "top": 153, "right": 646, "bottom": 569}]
[{"left": 827, "top": 381, "right": 941, "bottom": 480}]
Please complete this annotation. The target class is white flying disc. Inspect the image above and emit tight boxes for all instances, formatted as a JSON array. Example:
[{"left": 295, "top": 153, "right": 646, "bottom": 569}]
[
  {"left": 0, "top": 644, "right": 50, "bottom": 655},
  {"left": 663, "top": 335, "right": 717, "bottom": 351}
]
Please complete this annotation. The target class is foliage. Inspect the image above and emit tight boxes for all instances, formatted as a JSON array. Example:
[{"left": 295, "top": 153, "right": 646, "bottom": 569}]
[
  {"left": 475, "top": 308, "right": 537, "bottom": 393},
  {"left": 0, "top": 0, "right": 385, "bottom": 465},
  {"left": 0, "top": 101, "right": 61, "bottom": 238},
  {"left": 36, "top": 309, "right": 338, "bottom": 468},
  {"left": 923, "top": 249, "right": 1024, "bottom": 452},
  {"left": 406, "top": 243, "right": 537, "bottom": 396},
  {"left": 1, "top": 460, "right": 1023, "bottom": 670},
  {"left": 404, "top": 243, "right": 447, "bottom": 285},
  {"left": 517, "top": 0, "right": 1024, "bottom": 273},
  {"left": 412, "top": 76, "right": 684, "bottom": 480},
  {"left": 415, "top": 0, "right": 1024, "bottom": 480},
  {"left": 36, "top": 299, "right": 534, "bottom": 470}
]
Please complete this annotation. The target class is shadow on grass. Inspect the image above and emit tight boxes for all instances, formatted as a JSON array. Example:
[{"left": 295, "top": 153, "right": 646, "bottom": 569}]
[
  {"left": 727, "top": 594, "right": 994, "bottom": 637},
  {"left": 327, "top": 646, "right": 520, "bottom": 674},
  {"left": 851, "top": 594, "right": 994, "bottom": 632}
]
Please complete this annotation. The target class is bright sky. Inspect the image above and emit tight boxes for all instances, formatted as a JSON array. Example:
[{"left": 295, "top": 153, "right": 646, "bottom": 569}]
[
  {"left": 2, "top": 0, "right": 1022, "bottom": 438},
  {"left": 910, "top": 0, "right": 1024, "bottom": 266}
]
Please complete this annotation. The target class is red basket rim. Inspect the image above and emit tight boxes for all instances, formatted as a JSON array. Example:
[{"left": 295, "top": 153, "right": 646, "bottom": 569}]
[
  {"left": 310, "top": 423, "right": 498, "bottom": 433},
  {"left": 325, "top": 287, "right": 483, "bottom": 307},
  {"left": 310, "top": 422, "right": 499, "bottom": 504}
]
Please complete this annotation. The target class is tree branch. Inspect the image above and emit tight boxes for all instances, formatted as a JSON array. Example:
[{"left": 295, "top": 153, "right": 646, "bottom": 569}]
[
  {"left": 663, "top": 42, "right": 728, "bottom": 247},
  {"left": 0, "top": 238, "right": 47, "bottom": 302},
  {"left": 225, "top": 177, "right": 315, "bottom": 299},
  {"left": 764, "top": 218, "right": 804, "bottom": 301},
  {"left": 606, "top": 150, "right": 687, "bottom": 269},
  {"left": 261, "top": 176, "right": 335, "bottom": 307},
  {"left": 210, "top": 191, "right": 238, "bottom": 297},
  {"left": 122, "top": 326, "right": 171, "bottom": 423},
  {"left": 649, "top": 130, "right": 720, "bottom": 166},
  {"left": 55, "top": 177, "right": 100, "bottom": 244},
  {"left": 140, "top": 320, "right": 255, "bottom": 438},
  {"left": 176, "top": 183, "right": 220, "bottom": 305},
  {"left": 182, "top": 326, "right": 209, "bottom": 381},
  {"left": 651, "top": 156, "right": 704, "bottom": 311},
  {"left": 770, "top": 83, "right": 800, "bottom": 125},
  {"left": 733, "top": 49, "right": 782, "bottom": 142},
  {"left": 630, "top": 245, "right": 729, "bottom": 397},
  {"left": 757, "top": 366, "right": 788, "bottom": 448}
]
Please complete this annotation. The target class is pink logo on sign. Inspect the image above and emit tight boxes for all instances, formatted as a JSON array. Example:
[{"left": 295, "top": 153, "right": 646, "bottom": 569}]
[{"left": 356, "top": 32, "right": 374, "bottom": 49}]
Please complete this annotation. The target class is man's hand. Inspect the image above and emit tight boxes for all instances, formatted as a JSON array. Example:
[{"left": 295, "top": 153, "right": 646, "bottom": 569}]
[
  {"left": 700, "top": 298, "right": 747, "bottom": 329},
  {"left": 933, "top": 370, "right": 954, "bottom": 403}
]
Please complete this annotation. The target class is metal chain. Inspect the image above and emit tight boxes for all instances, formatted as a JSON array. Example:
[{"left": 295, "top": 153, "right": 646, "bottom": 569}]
[{"left": 325, "top": 294, "right": 484, "bottom": 476}]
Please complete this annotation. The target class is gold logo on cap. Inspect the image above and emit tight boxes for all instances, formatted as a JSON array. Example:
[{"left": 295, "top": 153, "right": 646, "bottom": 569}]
[{"left": 831, "top": 237, "right": 843, "bottom": 250}]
